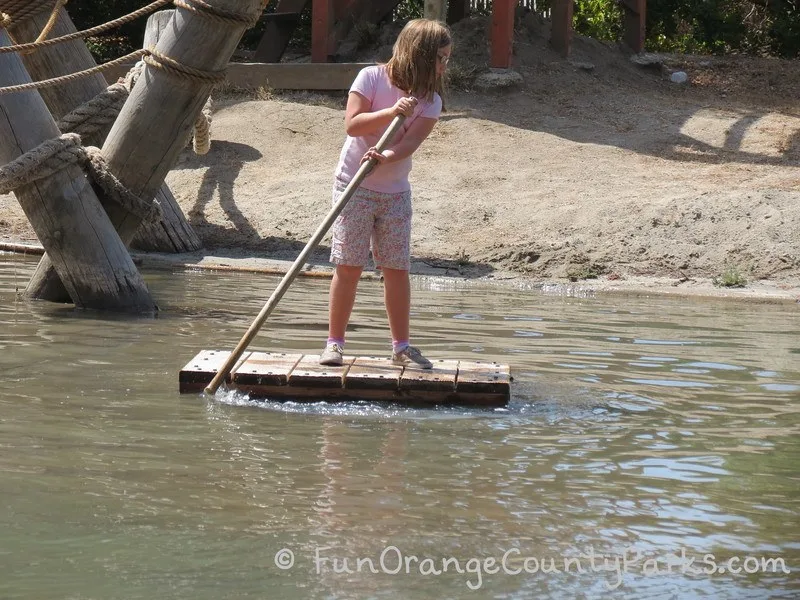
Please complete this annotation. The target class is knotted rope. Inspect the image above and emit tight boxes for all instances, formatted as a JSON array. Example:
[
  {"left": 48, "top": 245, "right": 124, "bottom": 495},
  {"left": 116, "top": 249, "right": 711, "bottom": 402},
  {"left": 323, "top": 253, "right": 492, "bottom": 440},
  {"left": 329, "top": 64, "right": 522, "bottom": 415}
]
[
  {"left": 0, "top": 133, "right": 162, "bottom": 221},
  {"left": 0, "top": 0, "right": 60, "bottom": 26}
]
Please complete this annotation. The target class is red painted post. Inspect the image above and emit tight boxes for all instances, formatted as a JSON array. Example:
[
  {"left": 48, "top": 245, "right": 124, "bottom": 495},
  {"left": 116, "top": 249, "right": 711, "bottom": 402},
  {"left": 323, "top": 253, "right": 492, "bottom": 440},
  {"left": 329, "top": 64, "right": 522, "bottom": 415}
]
[
  {"left": 311, "top": 0, "right": 333, "bottom": 62},
  {"left": 550, "top": 0, "right": 573, "bottom": 57},
  {"left": 490, "top": 0, "right": 515, "bottom": 68},
  {"left": 622, "top": 0, "right": 646, "bottom": 53}
]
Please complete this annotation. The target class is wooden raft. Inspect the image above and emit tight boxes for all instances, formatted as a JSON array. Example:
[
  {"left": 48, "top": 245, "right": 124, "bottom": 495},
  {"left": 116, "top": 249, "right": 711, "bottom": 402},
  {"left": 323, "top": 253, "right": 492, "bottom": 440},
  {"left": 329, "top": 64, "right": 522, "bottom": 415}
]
[{"left": 180, "top": 350, "right": 511, "bottom": 407}]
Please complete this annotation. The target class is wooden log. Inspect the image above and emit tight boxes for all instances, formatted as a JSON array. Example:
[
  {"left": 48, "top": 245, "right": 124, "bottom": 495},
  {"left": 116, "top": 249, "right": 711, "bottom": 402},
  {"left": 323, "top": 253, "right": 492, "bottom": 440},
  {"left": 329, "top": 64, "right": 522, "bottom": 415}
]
[
  {"left": 11, "top": 8, "right": 201, "bottom": 302},
  {"left": 621, "top": 0, "right": 646, "bottom": 53},
  {"left": 96, "top": 0, "right": 265, "bottom": 247},
  {"left": 550, "top": 0, "right": 573, "bottom": 57},
  {"left": 0, "top": 30, "right": 156, "bottom": 312},
  {"left": 253, "top": 0, "right": 310, "bottom": 63},
  {"left": 130, "top": 10, "right": 203, "bottom": 253},
  {"left": 424, "top": 0, "right": 447, "bottom": 21},
  {"left": 490, "top": 0, "right": 515, "bottom": 68}
]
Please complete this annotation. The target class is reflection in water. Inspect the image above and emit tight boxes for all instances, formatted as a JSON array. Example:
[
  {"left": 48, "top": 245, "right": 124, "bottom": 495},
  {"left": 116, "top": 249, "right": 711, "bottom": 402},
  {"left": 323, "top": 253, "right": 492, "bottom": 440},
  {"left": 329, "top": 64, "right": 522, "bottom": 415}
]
[{"left": 0, "top": 254, "right": 798, "bottom": 599}]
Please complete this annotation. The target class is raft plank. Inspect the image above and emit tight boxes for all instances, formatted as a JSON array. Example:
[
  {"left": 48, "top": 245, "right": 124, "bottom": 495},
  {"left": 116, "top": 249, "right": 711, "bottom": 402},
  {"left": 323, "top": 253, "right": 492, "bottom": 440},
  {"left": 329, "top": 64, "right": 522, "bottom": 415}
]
[
  {"left": 179, "top": 350, "right": 242, "bottom": 393},
  {"left": 345, "top": 356, "right": 403, "bottom": 391},
  {"left": 399, "top": 359, "right": 459, "bottom": 393},
  {"left": 287, "top": 355, "right": 353, "bottom": 389},
  {"left": 456, "top": 361, "right": 512, "bottom": 395},
  {"left": 232, "top": 352, "right": 303, "bottom": 387}
]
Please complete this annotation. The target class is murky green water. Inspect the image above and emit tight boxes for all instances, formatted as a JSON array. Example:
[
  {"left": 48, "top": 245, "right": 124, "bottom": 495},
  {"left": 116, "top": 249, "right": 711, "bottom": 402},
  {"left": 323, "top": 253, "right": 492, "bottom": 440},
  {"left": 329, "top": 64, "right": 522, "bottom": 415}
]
[{"left": 1, "top": 253, "right": 798, "bottom": 599}]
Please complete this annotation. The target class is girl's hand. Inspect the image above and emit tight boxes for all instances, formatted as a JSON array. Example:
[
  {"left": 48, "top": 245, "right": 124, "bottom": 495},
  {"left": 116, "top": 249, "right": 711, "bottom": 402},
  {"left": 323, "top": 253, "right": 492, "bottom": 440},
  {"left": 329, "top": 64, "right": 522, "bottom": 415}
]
[
  {"left": 392, "top": 96, "right": 418, "bottom": 118},
  {"left": 360, "top": 147, "right": 395, "bottom": 166}
]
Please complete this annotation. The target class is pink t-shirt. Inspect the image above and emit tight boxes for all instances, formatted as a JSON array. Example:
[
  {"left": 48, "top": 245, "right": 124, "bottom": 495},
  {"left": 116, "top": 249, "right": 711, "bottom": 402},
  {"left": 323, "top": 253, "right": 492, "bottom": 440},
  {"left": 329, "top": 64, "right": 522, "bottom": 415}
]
[{"left": 334, "top": 65, "right": 442, "bottom": 193}]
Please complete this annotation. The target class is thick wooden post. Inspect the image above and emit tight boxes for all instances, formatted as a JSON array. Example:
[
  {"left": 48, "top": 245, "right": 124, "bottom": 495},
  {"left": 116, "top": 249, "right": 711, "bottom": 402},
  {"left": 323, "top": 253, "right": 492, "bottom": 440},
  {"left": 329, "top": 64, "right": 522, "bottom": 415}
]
[
  {"left": 424, "top": 0, "right": 447, "bottom": 21},
  {"left": 550, "top": 0, "right": 573, "bottom": 57},
  {"left": 490, "top": 0, "right": 515, "bottom": 68},
  {"left": 0, "top": 31, "right": 156, "bottom": 312},
  {"left": 130, "top": 9, "right": 204, "bottom": 253},
  {"left": 311, "top": 0, "right": 333, "bottom": 62},
  {"left": 10, "top": 7, "right": 201, "bottom": 275},
  {"left": 622, "top": 0, "right": 646, "bottom": 53},
  {"left": 101, "top": 0, "right": 264, "bottom": 241}
]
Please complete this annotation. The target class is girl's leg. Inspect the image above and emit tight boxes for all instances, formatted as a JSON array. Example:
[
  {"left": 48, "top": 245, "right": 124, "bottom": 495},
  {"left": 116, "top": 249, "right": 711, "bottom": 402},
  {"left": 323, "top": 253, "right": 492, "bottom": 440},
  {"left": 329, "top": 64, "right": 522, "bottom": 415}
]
[
  {"left": 381, "top": 267, "right": 410, "bottom": 344},
  {"left": 328, "top": 264, "right": 364, "bottom": 340}
]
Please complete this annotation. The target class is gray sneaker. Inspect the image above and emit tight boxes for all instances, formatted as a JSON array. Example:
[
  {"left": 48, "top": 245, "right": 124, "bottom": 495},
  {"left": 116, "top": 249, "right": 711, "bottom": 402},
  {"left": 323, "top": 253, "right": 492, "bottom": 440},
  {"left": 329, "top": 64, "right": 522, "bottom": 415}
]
[
  {"left": 391, "top": 346, "right": 433, "bottom": 369},
  {"left": 319, "top": 343, "right": 344, "bottom": 366}
]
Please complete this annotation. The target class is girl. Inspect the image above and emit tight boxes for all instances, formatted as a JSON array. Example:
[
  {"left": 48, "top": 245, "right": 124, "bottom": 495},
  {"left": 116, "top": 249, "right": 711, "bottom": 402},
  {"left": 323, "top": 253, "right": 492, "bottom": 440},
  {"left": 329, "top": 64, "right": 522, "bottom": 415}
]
[{"left": 319, "top": 19, "right": 452, "bottom": 369}]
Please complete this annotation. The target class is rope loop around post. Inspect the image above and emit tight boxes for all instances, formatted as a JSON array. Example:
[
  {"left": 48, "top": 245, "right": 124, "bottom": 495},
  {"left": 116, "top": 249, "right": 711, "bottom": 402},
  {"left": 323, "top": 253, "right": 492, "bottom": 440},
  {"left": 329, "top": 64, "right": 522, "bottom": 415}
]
[
  {"left": 143, "top": 46, "right": 227, "bottom": 83},
  {"left": 0, "top": 133, "right": 161, "bottom": 222}
]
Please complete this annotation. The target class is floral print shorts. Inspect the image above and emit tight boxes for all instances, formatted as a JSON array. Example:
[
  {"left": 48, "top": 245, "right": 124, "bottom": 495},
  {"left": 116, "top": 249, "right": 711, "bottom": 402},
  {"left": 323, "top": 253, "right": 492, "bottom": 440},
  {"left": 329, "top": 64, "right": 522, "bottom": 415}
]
[{"left": 329, "top": 180, "right": 412, "bottom": 271}]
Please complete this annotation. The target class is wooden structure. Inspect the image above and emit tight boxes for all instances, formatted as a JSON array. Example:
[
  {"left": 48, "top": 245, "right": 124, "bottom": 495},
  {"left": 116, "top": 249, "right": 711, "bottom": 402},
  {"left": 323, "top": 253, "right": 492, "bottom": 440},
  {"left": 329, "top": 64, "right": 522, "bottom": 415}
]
[
  {"left": 181, "top": 350, "right": 512, "bottom": 406},
  {"left": 253, "top": 0, "right": 646, "bottom": 69},
  {"left": 7, "top": 7, "right": 201, "bottom": 304},
  {"left": 11, "top": 0, "right": 263, "bottom": 311},
  {"left": 0, "top": 29, "right": 156, "bottom": 312}
]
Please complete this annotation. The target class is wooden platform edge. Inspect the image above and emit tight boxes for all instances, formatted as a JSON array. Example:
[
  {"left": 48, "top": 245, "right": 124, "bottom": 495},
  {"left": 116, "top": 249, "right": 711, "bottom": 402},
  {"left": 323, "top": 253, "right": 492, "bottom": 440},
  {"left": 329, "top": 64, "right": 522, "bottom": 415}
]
[{"left": 105, "top": 62, "right": 375, "bottom": 91}]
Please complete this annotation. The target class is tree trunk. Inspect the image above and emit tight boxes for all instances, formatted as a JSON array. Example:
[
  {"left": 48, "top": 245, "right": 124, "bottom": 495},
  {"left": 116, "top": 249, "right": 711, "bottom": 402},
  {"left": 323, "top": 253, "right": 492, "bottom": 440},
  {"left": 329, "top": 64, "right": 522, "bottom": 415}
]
[
  {"left": 9, "top": 7, "right": 200, "bottom": 304},
  {"left": 0, "top": 30, "right": 156, "bottom": 312}
]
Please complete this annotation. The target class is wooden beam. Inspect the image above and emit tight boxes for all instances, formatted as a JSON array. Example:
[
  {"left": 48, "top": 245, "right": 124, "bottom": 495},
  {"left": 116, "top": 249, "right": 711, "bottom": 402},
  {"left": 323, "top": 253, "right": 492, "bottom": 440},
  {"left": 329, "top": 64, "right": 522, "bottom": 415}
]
[
  {"left": 447, "top": 0, "right": 470, "bottom": 24},
  {"left": 311, "top": 0, "right": 333, "bottom": 62},
  {"left": 550, "top": 0, "right": 573, "bottom": 57},
  {"left": 104, "top": 61, "right": 372, "bottom": 90},
  {"left": 253, "top": 0, "right": 310, "bottom": 62},
  {"left": 622, "top": 0, "right": 646, "bottom": 53},
  {"left": 490, "top": 0, "right": 515, "bottom": 68}
]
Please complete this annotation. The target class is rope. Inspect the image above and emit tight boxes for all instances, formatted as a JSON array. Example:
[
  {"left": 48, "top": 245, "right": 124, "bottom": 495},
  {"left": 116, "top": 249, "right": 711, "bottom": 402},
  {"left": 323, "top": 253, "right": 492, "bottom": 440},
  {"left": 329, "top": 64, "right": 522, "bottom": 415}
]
[
  {"left": 173, "top": 0, "right": 262, "bottom": 27},
  {"left": 0, "top": 0, "right": 58, "bottom": 25},
  {"left": 20, "top": 0, "right": 68, "bottom": 55},
  {"left": 0, "top": 0, "right": 171, "bottom": 53},
  {"left": 0, "top": 133, "right": 161, "bottom": 221},
  {"left": 56, "top": 82, "right": 128, "bottom": 138},
  {"left": 0, "top": 48, "right": 147, "bottom": 95},
  {"left": 143, "top": 46, "right": 226, "bottom": 83}
]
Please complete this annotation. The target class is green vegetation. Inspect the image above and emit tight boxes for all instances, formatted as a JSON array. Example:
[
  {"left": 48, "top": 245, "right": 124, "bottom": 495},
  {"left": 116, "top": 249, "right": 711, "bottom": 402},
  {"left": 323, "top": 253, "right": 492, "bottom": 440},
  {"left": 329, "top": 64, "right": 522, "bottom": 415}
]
[
  {"left": 66, "top": 0, "right": 799, "bottom": 61},
  {"left": 713, "top": 265, "right": 748, "bottom": 288}
]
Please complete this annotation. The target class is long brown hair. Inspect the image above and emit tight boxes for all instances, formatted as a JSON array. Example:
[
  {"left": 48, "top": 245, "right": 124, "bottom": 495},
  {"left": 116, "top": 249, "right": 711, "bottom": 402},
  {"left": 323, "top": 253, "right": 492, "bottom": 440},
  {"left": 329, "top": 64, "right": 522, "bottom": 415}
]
[{"left": 386, "top": 19, "right": 452, "bottom": 102}]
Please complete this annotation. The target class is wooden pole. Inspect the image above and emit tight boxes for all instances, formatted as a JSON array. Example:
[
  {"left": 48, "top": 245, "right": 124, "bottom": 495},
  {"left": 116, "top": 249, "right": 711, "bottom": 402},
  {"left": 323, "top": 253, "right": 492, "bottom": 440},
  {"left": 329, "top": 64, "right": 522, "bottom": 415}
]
[
  {"left": 97, "top": 0, "right": 264, "bottom": 244},
  {"left": 622, "top": 0, "right": 646, "bottom": 53},
  {"left": 490, "top": 0, "right": 515, "bottom": 68},
  {"left": 311, "top": 0, "right": 333, "bottom": 63},
  {"left": 10, "top": 8, "right": 201, "bottom": 304},
  {"left": 204, "top": 114, "right": 406, "bottom": 395},
  {"left": 550, "top": 0, "right": 573, "bottom": 57},
  {"left": 0, "top": 30, "right": 157, "bottom": 312},
  {"left": 129, "top": 9, "right": 204, "bottom": 253},
  {"left": 424, "top": 0, "right": 447, "bottom": 21}
]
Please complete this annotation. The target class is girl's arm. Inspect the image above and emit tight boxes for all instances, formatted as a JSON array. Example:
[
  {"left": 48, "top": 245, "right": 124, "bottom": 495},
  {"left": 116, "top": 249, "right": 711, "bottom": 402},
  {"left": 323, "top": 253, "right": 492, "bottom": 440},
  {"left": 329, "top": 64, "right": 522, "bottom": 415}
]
[
  {"left": 345, "top": 91, "right": 417, "bottom": 138},
  {"left": 362, "top": 116, "right": 438, "bottom": 165}
]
